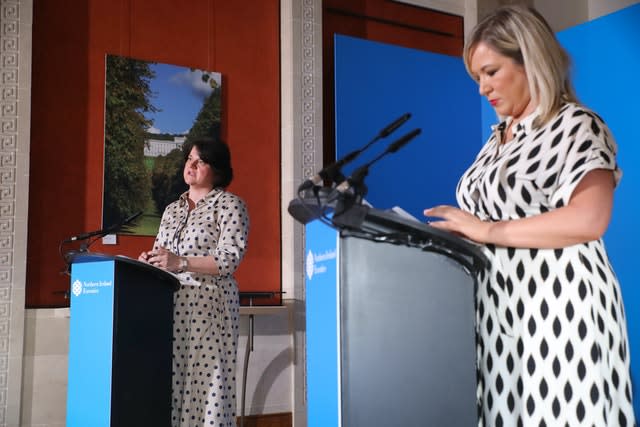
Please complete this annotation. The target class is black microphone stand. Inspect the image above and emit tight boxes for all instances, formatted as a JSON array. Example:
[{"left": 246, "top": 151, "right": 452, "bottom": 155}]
[
  {"left": 59, "top": 211, "right": 143, "bottom": 274},
  {"left": 331, "top": 128, "right": 422, "bottom": 230},
  {"left": 297, "top": 112, "right": 411, "bottom": 192},
  {"left": 289, "top": 114, "right": 413, "bottom": 226}
]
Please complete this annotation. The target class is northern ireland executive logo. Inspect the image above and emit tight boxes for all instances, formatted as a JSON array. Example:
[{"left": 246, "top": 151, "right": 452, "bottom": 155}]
[
  {"left": 305, "top": 249, "right": 337, "bottom": 281},
  {"left": 72, "top": 279, "right": 82, "bottom": 297},
  {"left": 70, "top": 279, "right": 113, "bottom": 296},
  {"left": 306, "top": 250, "right": 315, "bottom": 280}
]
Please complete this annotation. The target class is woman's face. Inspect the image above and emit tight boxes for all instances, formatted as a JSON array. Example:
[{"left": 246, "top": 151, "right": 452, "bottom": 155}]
[
  {"left": 183, "top": 146, "right": 215, "bottom": 190},
  {"left": 469, "top": 42, "right": 536, "bottom": 122}
]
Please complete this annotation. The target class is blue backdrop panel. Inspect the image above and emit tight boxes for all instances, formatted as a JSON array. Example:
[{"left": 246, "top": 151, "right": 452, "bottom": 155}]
[
  {"left": 67, "top": 260, "right": 115, "bottom": 427},
  {"left": 334, "top": 34, "right": 481, "bottom": 218},
  {"left": 305, "top": 220, "right": 340, "bottom": 427},
  {"left": 557, "top": 4, "right": 640, "bottom": 416}
]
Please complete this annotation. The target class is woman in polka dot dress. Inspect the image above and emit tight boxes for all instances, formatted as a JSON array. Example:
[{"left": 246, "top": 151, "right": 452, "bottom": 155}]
[
  {"left": 139, "top": 138, "right": 249, "bottom": 426},
  {"left": 424, "top": 6, "right": 635, "bottom": 426}
]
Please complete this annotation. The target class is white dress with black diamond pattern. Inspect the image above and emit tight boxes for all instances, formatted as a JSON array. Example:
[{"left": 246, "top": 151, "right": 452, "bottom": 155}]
[
  {"left": 154, "top": 188, "right": 249, "bottom": 427},
  {"left": 456, "top": 103, "right": 635, "bottom": 427}
]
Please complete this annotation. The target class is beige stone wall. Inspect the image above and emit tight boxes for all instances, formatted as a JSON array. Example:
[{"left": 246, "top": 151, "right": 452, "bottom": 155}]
[{"left": 20, "top": 307, "right": 293, "bottom": 427}]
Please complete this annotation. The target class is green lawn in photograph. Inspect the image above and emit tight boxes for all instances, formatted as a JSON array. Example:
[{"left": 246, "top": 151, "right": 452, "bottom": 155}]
[{"left": 122, "top": 197, "right": 161, "bottom": 237}]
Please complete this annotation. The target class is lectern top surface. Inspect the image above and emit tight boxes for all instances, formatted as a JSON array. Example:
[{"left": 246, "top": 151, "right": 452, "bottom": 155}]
[{"left": 65, "top": 251, "right": 180, "bottom": 290}]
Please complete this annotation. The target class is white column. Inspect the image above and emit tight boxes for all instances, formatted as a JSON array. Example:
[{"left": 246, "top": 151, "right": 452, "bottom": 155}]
[
  {"left": 0, "top": 0, "right": 32, "bottom": 425},
  {"left": 281, "top": 0, "right": 323, "bottom": 426}
]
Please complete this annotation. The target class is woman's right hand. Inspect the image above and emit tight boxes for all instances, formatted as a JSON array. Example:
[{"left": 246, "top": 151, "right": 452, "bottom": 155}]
[
  {"left": 424, "top": 205, "right": 491, "bottom": 243},
  {"left": 138, "top": 251, "right": 151, "bottom": 263}
]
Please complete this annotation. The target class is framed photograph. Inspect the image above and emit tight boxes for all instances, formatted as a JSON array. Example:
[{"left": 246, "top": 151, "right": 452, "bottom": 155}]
[{"left": 103, "top": 54, "right": 222, "bottom": 235}]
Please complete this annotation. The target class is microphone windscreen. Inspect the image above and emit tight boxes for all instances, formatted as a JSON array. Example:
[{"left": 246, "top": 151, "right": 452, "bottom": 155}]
[{"left": 287, "top": 199, "right": 325, "bottom": 225}]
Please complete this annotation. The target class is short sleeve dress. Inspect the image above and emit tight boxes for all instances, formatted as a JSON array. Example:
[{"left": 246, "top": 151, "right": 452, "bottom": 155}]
[
  {"left": 456, "top": 103, "right": 635, "bottom": 426},
  {"left": 154, "top": 187, "right": 250, "bottom": 427}
]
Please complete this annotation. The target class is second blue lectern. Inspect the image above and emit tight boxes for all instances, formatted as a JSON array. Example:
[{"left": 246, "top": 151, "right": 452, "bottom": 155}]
[
  {"left": 65, "top": 252, "right": 179, "bottom": 427},
  {"left": 305, "top": 207, "right": 487, "bottom": 427}
]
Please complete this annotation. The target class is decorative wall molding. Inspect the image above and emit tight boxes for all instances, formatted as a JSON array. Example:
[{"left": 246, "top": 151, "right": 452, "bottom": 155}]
[
  {"left": 300, "top": 0, "right": 319, "bottom": 182},
  {"left": 0, "top": 0, "right": 17, "bottom": 423},
  {"left": 280, "top": 0, "right": 322, "bottom": 425},
  {"left": 0, "top": 0, "right": 30, "bottom": 424},
  {"left": 279, "top": 0, "right": 322, "bottom": 311}
]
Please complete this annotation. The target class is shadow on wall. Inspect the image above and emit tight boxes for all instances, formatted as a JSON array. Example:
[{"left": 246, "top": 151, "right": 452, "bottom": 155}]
[{"left": 250, "top": 348, "right": 292, "bottom": 413}]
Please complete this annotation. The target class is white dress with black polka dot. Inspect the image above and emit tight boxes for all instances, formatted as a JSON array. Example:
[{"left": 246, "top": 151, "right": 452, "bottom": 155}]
[
  {"left": 457, "top": 103, "right": 635, "bottom": 426},
  {"left": 154, "top": 188, "right": 249, "bottom": 427}
]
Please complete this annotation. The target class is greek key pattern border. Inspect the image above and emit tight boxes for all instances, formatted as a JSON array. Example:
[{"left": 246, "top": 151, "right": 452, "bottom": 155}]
[
  {"left": 300, "top": 0, "right": 317, "bottom": 180},
  {"left": 0, "top": 0, "right": 19, "bottom": 423}
]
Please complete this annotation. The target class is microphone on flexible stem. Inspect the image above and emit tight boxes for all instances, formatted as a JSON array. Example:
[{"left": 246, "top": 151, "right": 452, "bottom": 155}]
[
  {"left": 330, "top": 128, "right": 421, "bottom": 229},
  {"left": 297, "top": 113, "right": 412, "bottom": 192},
  {"left": 60, "top": 211, "right": 144, "bottom": 269},
  {"left": 297, "top": 159, "right": 348, "bottom": 193},
  {"left": 335, "top": 128, "right": 422, "bottom": 198},
  {"left": 377, "top": 112, "right": 412, "bottom": 138},
  {"left": 64, "top": 210, "right": 144, "bottom": 243}
]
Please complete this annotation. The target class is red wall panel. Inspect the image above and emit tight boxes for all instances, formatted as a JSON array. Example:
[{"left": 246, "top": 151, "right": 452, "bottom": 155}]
[{"left": 27, "top": 0, "right": 281, "bottom": 307}]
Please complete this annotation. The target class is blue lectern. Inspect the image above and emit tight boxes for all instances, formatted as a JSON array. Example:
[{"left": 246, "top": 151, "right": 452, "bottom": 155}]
[
  {"left": 305, "top": 208, "right": 487, "bottom": 427},
  {"left": 65, "top": 252, "right": 179, "bottom": 427}
]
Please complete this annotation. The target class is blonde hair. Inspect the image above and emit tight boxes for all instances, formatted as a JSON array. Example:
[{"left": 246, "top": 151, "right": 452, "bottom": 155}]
[{"left": 463, "top": 5, "right": 578, "bottom": 127}]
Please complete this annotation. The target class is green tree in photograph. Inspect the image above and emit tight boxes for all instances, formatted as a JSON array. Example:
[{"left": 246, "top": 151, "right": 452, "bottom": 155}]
[
  {"left": 151, "top": 148, "right": 187, "bottom": 214},
  {"left": 150, "top": 84, "right": 222, "bottom": 212},
  {"left": 103, "top": 55, "right": 156, "bottom": 227},
  {"left": 186, "top": 84, "right": 222, "bottom": 143}
]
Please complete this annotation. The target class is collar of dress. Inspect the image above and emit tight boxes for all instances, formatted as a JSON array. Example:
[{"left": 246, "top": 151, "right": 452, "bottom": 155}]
[
  {"left": 490, "top": 106, "right": 542, "bottom": 141},
  {"left": 179, "top": 187, "right": 224, "bottom": 207}
]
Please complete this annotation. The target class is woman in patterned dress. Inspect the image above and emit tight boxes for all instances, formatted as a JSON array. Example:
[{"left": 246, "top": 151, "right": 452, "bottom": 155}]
[
  {"left": 139, "top": 138, "right": 249, "bottom": 427},
  {"left": 424, "top": 6, "right": 635, "bottom": 426}
]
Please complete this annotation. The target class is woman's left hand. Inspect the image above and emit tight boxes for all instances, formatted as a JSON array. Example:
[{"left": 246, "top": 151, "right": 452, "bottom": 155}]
[
  {"left": 147, "top": 247, "right": 181, "bottom": 272},
  {"left": 424, "top": 205, "right": 492, "bottom": 243}
]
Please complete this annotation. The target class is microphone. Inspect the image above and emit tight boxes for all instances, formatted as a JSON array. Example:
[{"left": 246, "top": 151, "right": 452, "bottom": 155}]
[
  {"left": 378, "top": 112, "right": 412, "bottom": 138},
  {"left": 335, "top": 128, "right": 422, "bottom": 195},
  {"left": 65, "top": 211, "right": 143, "bottom": 242},
  {"left": 287, "top": 187, "right": 336, "bottom": 225},
  {"left": 297, "top": 113, "right": 411, "bottom": 191}
]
